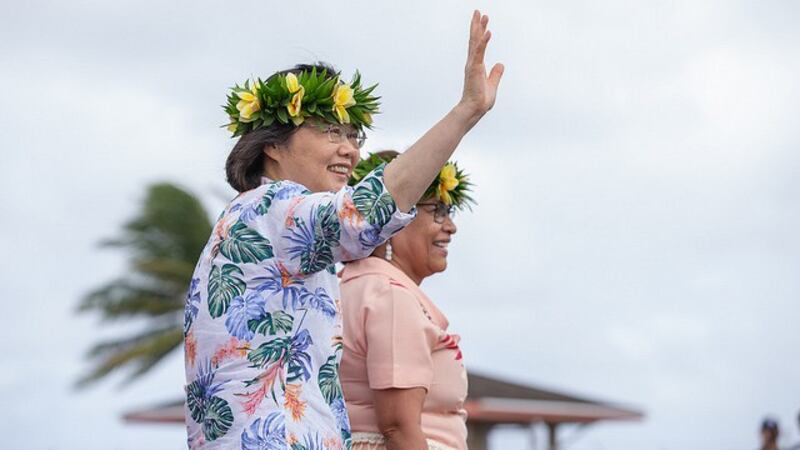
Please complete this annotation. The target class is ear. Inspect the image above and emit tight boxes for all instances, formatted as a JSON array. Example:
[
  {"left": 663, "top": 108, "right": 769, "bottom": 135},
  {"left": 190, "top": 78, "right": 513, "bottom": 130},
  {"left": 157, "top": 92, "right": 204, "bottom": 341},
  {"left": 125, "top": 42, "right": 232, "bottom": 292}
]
[{"left": 263, "top": 143, "right": 283, "bottom": 163}]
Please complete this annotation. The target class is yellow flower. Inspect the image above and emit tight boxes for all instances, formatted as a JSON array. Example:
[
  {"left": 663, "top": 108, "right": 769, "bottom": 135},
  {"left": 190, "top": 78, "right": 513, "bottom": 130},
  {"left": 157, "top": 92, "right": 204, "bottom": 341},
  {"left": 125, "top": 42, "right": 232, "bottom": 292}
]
[
  {"left": 284, "top": 73, "right": 306, "bottom": 125},
  {"left": 362, "top": 112, "right": 373, "bottom": 126},
  {"left": 332, "top": 83, "right": 356, "bottom": 124},
  {"left": 285, "top": 73, "right": 302, "bottom": 94},
  {"left": 236, "top": 82, "right": 261, "bottom": 123},
  {"left": 226, "top": 122, "right": 237, "bottom": 133},
  {"left": 287, "top": 87, "right": 305, "bottom": 120},
  {"left": 437, "top": 163, "right": 459, "bottom": 205}
]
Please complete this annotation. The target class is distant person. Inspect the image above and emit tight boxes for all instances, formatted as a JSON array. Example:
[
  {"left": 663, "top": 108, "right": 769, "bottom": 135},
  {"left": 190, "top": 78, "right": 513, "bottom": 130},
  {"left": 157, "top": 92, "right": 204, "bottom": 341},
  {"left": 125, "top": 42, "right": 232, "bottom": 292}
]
[
  {"left": 760, "top": 417, "right": 780, "bottom": 450},
  {"left": 339, "top": 150, "right": 474, "bottom": 450}
]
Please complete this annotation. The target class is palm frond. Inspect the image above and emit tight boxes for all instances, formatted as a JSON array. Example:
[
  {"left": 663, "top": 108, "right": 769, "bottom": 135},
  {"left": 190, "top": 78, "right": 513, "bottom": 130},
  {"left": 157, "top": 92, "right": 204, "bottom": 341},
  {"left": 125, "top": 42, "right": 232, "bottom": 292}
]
[
  {"left": 75, "top": 323, "right": 184, "bottom": 388},
  {"left": 77, "top": 182, "right": 213, "bottom": 387}
]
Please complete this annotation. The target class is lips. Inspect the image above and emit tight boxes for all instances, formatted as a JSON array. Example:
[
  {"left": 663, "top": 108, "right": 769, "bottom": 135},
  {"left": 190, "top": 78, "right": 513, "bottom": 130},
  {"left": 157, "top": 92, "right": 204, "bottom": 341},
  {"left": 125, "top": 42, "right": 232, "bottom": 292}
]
[
  {"left": 327, "top": 164, "right": 351, "bottom": 176},
  {"left": 433, "top": 240, "right": 450, "bottom": 250}
]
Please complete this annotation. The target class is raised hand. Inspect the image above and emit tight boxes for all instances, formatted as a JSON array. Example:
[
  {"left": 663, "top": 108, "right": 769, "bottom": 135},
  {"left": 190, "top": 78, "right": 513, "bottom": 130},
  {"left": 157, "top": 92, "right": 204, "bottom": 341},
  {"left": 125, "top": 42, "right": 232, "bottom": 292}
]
[
  {"left": 383, "top": 10, "right": 504, "bottom": 211},
  {"left": 460, "top": 10, "right": 504, "bottom": 120}
]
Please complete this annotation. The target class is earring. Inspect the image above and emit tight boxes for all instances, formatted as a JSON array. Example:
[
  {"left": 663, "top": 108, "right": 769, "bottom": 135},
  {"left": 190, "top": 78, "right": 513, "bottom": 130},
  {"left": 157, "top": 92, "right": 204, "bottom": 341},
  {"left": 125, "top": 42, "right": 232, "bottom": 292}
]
[{"left": 384, "top": 240, "right": 392, "bottom": 261}]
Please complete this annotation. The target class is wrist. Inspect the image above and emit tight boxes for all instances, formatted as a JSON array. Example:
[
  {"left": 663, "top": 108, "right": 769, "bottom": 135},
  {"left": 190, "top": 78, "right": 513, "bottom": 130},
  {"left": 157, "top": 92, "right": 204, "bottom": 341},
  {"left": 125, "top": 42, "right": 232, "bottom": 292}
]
[{"left": 452, "top": 101, "right": 483, "bottom": 129}]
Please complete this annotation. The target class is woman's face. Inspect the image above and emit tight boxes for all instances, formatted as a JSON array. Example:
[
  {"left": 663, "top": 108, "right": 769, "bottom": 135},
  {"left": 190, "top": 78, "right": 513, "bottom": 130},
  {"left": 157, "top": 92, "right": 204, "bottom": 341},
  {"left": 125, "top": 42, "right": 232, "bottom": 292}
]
[
  {"left": 266, "top": 122, "right": 361, "bottom": 192},
  {"left": 390, "top": 200, "right": 458, "bottom": 283}
]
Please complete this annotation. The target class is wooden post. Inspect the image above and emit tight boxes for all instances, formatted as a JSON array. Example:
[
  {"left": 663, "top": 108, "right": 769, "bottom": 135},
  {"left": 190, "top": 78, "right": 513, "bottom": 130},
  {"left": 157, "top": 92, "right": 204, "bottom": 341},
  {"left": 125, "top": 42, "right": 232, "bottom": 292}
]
[
  {"left": 466, "top": 422, "right": 493, "bottom": 450},
  {"left": 547, "top": 422, "right": 558, "bottom": 450}
]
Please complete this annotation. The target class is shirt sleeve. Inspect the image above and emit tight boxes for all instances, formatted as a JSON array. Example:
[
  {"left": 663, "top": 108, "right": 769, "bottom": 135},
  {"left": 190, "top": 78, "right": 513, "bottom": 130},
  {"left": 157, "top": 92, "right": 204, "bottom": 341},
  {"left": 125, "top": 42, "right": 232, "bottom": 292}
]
[
  {"left": 248, "top": 164, "right": 416, "bottom": 276},
  {"left": 363, "top": 278, "right": 438, "bottom": 391}
]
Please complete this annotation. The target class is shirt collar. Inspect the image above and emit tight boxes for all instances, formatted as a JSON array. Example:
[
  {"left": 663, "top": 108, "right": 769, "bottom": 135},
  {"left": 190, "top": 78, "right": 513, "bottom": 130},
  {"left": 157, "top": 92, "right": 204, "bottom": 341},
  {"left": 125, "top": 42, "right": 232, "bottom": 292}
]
[{"left": 341, "top": 257, "right": 449, "bottom": 330}]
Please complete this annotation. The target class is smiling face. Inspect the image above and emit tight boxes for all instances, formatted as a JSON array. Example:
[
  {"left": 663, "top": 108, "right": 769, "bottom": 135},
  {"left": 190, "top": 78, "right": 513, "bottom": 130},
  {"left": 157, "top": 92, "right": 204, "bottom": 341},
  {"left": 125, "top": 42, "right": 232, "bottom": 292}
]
[
  {"left": 388, "top": 199, "right": 458, "bottom": 284},
  {"left": 264, "top": 121, "right": 361, "bottom": 192}
]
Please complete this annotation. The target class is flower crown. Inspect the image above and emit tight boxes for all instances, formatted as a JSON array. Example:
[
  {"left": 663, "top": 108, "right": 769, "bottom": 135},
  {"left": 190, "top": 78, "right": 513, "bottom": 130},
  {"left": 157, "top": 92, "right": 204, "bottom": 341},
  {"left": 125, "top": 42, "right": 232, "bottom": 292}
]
[
  {"left": 349, "top": 153, "right": 475, "bottom": 210},
  {"left": 224, "top": 67, "right": 380, "bottom": 137}
]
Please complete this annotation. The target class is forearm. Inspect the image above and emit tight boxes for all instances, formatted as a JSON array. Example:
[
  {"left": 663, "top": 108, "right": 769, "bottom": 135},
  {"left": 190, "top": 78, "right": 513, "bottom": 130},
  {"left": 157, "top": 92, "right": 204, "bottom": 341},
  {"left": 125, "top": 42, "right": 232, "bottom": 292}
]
[
  {"left": 383, "top": 423, "right": 429, "bottom": 450},
  {"left": 383, "top": 102, "right": 479, "bottom": 212}
]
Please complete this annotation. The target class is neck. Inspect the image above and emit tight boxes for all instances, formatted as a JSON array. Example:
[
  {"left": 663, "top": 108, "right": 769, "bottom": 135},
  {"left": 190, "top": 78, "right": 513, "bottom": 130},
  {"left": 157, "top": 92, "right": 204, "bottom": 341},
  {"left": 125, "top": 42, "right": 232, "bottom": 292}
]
[{"left": 388, "top": 257, "right": 425, "bottom": 286}]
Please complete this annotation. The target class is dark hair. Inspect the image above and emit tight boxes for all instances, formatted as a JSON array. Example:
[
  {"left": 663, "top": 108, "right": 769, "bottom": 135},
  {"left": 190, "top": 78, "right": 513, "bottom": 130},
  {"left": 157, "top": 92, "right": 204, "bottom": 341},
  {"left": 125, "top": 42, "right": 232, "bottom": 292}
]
[
  {"left": 761, "top": 418, "right": 779, "bottom": 442},
  {"left": 225, "top": 62, "right": 338, "bottom": 193}
]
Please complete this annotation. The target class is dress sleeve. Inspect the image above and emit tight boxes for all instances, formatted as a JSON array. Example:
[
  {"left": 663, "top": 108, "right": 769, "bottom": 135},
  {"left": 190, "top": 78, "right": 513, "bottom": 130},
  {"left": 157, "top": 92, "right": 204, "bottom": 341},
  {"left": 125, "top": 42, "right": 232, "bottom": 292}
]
[
  {"left": 363, "top": 278, "right": 438, "bottom": 391},
  {"left": 247, "top": 164, "right": 416, "bottom": 276}
]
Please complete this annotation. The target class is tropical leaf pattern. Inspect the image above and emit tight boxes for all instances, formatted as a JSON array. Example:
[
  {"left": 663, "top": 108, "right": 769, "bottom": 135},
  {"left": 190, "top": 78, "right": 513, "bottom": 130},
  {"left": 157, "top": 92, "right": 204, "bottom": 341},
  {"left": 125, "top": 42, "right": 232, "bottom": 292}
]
[
  {"left": 186, "top": 361, "right": 233, "bottom": 442},
  {"left": 207, "top": 264, "right": 245, "bottom": 318},
  {"left": 241, "top": 412, "right": 286, "bottom": 450},
  {"left": 184, "top": 278, "right": 201, "bottom": 336},
  {"left": 185, "top": 168, "right": 414, "bottom": 448},
  {"left": 219, "top": 222, "right": 274, "bottom": 264},
  {"left": 352, "top": 165, "right": 397, "bottom": 227}
]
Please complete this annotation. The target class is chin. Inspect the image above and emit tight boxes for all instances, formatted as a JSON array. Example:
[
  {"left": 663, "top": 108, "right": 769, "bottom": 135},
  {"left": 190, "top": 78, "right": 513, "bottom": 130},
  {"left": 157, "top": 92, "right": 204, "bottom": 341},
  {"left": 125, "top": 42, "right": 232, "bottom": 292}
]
[
  {"left": 325, "top": 178, "right": 348, "bottom": 192},
  {"left": 430, "top": 258, "right": 448, "bottom": 274}
]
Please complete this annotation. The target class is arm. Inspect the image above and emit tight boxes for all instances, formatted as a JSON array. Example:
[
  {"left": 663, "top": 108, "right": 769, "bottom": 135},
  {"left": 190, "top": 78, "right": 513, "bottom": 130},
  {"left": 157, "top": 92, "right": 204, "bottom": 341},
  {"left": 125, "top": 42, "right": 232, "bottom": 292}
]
[
  {"left": 384, "top": 10, "right": 504, "bottom": 211},
  {"left": 373, "top": 387, "right": 429, "bottom": 450}
]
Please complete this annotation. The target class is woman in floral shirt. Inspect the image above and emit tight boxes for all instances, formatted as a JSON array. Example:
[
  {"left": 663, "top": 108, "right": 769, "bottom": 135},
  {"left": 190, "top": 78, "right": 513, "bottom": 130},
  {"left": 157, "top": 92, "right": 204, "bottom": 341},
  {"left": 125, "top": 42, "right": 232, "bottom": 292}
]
[{"left": 184, "top": 10, "right": 503, "bottom": 449}]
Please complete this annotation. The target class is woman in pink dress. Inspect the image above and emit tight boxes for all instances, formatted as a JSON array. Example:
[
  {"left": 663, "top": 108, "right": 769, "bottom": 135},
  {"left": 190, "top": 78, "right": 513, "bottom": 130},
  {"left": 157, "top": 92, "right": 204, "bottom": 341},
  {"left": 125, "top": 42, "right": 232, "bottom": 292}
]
[{"left": 339, "top": 150, "right": 473, "bottom": 450}]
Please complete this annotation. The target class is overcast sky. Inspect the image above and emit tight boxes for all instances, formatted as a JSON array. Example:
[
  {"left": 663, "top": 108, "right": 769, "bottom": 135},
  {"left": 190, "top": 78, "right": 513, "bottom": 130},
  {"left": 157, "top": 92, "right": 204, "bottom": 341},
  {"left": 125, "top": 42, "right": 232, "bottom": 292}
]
[{"left": 2, "top": 0, "right": 799, "bottom": 449}]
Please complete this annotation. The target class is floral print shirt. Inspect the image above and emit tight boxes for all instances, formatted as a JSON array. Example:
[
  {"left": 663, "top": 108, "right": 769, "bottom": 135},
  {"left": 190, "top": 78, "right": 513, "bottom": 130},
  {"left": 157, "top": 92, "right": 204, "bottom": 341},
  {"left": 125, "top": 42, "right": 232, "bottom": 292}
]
[{"left": 184, "top": 165, "right": 415, "bottom": 449}]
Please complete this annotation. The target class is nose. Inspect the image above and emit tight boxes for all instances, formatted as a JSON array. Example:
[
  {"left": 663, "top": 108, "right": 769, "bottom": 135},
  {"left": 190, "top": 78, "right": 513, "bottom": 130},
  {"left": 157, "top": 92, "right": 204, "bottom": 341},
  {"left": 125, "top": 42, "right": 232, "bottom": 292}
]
[
  {"left": 442, "top": 214, "right": 457, "bottom": 235},
  {"left": 338, "top": 140, "right": 360, "bottom": 163}
]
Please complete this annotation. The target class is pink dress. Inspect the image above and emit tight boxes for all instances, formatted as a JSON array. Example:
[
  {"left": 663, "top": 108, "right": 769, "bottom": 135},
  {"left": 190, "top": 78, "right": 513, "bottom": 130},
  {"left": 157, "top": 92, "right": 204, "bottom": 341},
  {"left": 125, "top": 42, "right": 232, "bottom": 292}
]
[{"left": 339, "top": 257, "right": 468, "bottom": 450}]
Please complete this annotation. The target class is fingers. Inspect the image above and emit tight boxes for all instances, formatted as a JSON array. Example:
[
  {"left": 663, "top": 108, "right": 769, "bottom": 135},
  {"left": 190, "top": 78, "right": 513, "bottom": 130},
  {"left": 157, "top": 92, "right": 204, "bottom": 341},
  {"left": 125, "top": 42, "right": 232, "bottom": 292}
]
[
  {"left": 468, "top": 10, "right": 490, "bottom": 60},
  {"left": 473, "top": 29, "right": 491, "bottom": 64}
]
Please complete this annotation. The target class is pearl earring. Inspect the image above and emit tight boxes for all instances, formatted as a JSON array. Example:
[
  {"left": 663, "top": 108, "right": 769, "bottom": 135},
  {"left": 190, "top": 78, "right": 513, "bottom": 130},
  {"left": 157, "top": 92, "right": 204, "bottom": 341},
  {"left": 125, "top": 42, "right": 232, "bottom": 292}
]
[{"left": 385, "top": 240, "right": 392, "bottom": 261}]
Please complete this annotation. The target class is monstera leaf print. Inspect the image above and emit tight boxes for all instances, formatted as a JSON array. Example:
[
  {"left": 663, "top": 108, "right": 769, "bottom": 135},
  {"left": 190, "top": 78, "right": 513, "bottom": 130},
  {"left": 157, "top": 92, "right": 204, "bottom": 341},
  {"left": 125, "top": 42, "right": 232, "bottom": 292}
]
[
  {"left": 202, "top": 396, "right": 234, "bottom": 441},
  {"left": 207, "top": 264, "right": 246, "bottom": 318},
  {"left": 255, "top": 184, "right": 279, "bottom": 216},
  {"left": 248, "top": 310, "right": 294, "bottom": 336},
  {"left": 241, "top": 412, "right": 286, "bottom": 450},
  {"left": 317, "top": 355, "right": 342, "bottom": 404},
  {"left": 246, "top": 329, "right": 313, "bottom": 385},
  {"left": 300, "top": 288, "right": 336, "bottom": 319},
  {"left": 220, "top": 222, "right": 274, "bottom": 264},
  {"left": 186, "top": 362, "right": 233, "bottom": 442},
  {"left": 352, "top": 175, "right": 397, "bottom": 227},
  {"left": 314, "top": 202, "right": 341, "bottom": 245},
  {"left": 225, "top": 292, "right": 266, "bottom": 340},
  {"left": 247, "top": 336, "right": 292, "bottom": 368}
]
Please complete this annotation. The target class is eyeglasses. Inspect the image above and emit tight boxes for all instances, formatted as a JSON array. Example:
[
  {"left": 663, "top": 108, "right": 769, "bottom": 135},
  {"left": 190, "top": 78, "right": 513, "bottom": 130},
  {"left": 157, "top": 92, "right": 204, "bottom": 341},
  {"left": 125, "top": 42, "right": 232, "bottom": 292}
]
[
  {"left": 317, "top": 124, "right": 366, "bottom": 149},
  {"left": 417, "top": 202, "right": 455, "bottom": 224}
]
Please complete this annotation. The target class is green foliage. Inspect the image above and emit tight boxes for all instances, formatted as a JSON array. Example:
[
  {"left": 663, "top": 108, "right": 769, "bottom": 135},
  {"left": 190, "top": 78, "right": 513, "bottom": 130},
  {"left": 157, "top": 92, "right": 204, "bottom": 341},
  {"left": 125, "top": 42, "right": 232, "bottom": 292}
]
[
  {"left": 76, "top": 182, "right": 212, "bottom": 387},
  {"left": 202, "top": 396, "right": 234, "bottom": 442},
  {"left": 318, "top": 355, "right": 342, "bottom": 404},
  {"left": 219, "top": 222, "right": 274, "bottom": 264},
  {"left": 223, "top": 67, "right": 380, "bottom": 137},
  {"left": 247, "top": 337, "right": 291, "bottom": 368},
  {"left": 350, "top": 153, "right": 475, "bottom": 211},
  {"left": 248, "top": 310, "right": 294, "bottom": 336},
  {"left": 352, "top": 173, "right": 398, "bottom": 227},
  {"left": 207, "top": 264, "right": 246, "bottom": 318}
]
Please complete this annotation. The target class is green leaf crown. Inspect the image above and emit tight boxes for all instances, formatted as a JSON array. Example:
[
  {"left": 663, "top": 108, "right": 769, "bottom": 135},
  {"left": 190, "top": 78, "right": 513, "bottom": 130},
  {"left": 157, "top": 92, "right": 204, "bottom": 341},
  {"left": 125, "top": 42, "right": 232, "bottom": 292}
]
[
  {"left": 223, "top": 67, "right": 380, "bottom": 137},
  {"left": 349, "top": 153, "right": 475, "bottom": 210}
]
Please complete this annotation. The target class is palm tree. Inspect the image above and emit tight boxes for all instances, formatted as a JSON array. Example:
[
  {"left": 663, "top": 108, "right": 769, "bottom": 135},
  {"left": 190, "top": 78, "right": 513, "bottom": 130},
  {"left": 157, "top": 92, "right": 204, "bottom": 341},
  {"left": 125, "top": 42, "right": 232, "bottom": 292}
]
[{"left": 77, "top": 182, "right": 212, "bottom": 386}]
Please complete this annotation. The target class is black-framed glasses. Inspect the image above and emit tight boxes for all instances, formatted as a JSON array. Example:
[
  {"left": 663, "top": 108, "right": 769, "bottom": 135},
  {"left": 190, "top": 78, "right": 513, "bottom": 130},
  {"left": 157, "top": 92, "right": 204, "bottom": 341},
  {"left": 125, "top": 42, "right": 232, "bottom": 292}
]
[
  {"left": 320, "top": 124, "right": 366, "bottom": 149},
  {"left": 417, "top": 202, "right": 455, "bottom": 224}
]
